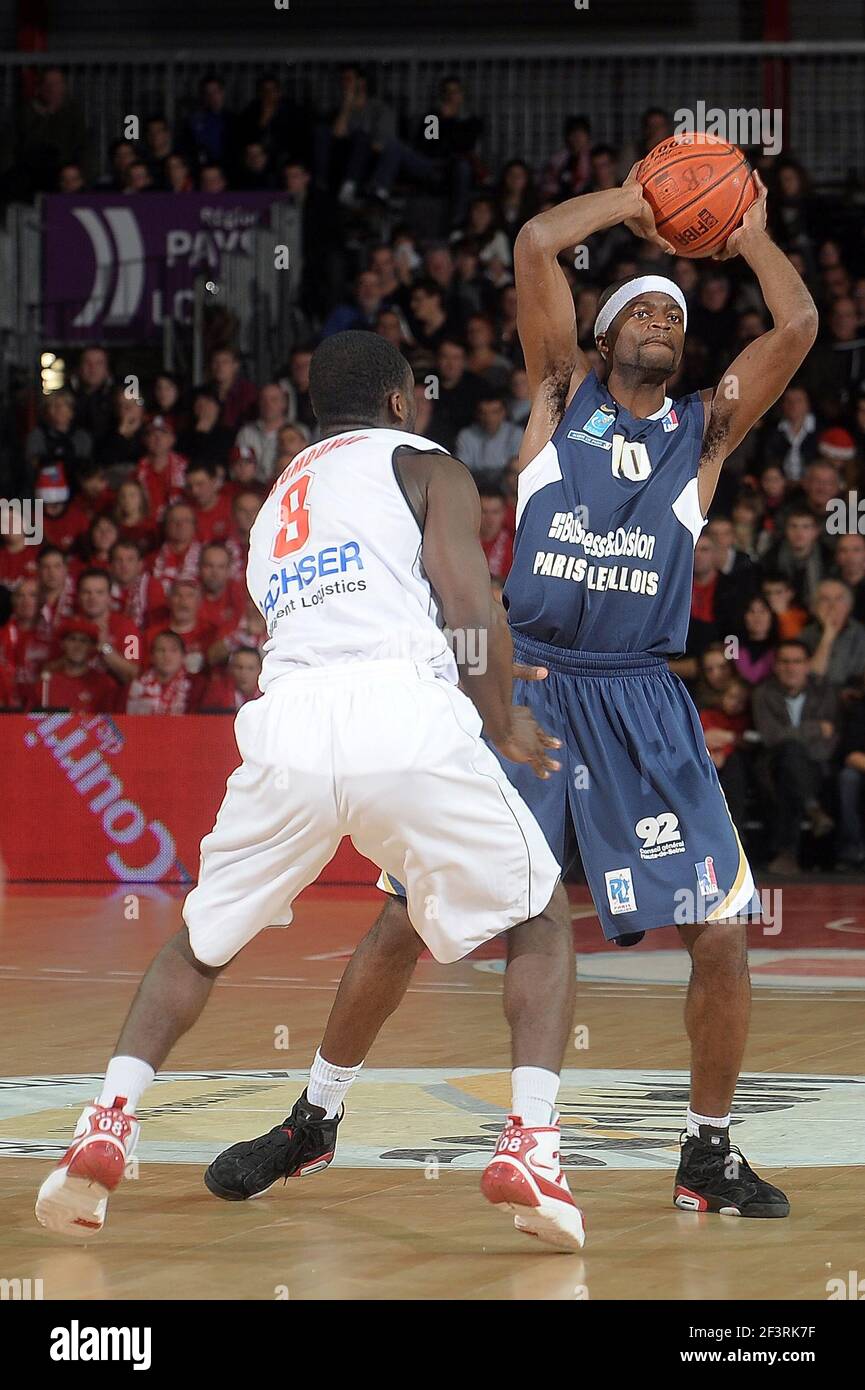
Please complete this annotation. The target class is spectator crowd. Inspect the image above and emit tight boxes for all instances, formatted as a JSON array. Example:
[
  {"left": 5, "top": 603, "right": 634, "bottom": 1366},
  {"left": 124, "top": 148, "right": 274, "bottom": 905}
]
[{"left": 2, "top": 65, "right": 865, "bottom": 874}]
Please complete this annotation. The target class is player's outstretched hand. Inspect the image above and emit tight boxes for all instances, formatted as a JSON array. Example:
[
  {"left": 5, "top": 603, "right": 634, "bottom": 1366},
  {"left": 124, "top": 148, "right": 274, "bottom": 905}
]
[
  {"left": 622, "top": 163, "right": 675, "bottom": 253},
  {"left": 713, "top": 171, "right": 768, "bottom": 260},
  {"left": 494, "top": 706, "right": 562, "bottom": 779}
]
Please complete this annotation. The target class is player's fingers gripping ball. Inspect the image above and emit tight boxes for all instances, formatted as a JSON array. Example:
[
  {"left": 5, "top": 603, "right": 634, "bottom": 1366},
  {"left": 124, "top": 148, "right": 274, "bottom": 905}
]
[{"left": 636, "top": 131, "right": 756, "bottom": 258}]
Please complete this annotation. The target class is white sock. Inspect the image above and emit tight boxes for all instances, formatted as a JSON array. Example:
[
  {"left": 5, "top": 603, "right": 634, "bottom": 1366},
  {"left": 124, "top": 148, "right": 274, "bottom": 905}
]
[
  {"left": 511, "top": 1066, "right": 560, "bottom": 1127},
  {"left": 307, "top": 1049, "right": 362, "bottom": 1118},
  {"left": 97, "top": 1056, "right": 155, "bottom": 1113},
  {"left": 687, "top": 1107, "right": 731, "bottom": 1138}
]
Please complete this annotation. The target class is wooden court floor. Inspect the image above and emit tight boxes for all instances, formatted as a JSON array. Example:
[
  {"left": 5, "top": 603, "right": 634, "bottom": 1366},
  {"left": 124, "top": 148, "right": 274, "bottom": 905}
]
[{"left": 1, "top": 883, "right": 864, "bottom": 1301}]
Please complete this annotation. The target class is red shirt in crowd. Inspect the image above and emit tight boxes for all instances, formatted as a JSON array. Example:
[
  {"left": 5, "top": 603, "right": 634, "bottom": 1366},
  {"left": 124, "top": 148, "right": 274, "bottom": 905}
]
[
  {"left": 51, "top": 490, "right": 115, "bottom": 549},
  {"left": 197, "top": 669, "right": 262, "bottom": 711},
  {"left": 36, "top": 576, "right": 78, "bottom": 644},
  {"left": 226, "top": 535, "right": 247, "bottom": 581},
  {"left": 217, "top": 609, "right": 267, "bottom": 656},
  {"left": 481, "top": 528, "right": 514, "bottom": 580},
  {"left": 0, "top": 658, "right": 18, "bottom": 708},
  {"left": 40, "top": 507, "right": 91, "bottom": 553},
  {"left": 84, "top": 612, "right": 142, "bottom": 671},
  {"left": 116, "top": 519, "right": 160, "bottom": 555},
  {"left": 143, "top": 619, "right": 220, "bottom": 674},
  {"left": 198, "top": 579, "right": 247, "bottom": 632},
  {"left": 193, "top": 492, "right": 236, "bottom": 545},
  {"left": 136, "top": 453, "right": 188, "bottom": 521},
  {"left": 0, "top": 620, "right": 51, "bottom": 698},
  {"left": 691, "top": 576, "right": 719, "bottom": 624},
  {"left": 223, "top": 478, "right": 267, "bottom": 503},
  {"left": 0, "top": 546, "right": 38, "bottom": 591},
  {"left": 148, "top": 540, "right": 202, "bottom": 587},
  {"left": 215, "top": 377, "right": 259, "bottom": 431},
  {"left": 111, "top": 574, "right": 169, "bottom": 631},
  {"left": 699, "top": 707, "right": 750, "bottom": 769},
  {"left": 28, "top": 668, "right": 118, "bottom": 714},
  {"left": 125, "top": 667, "right": 201, "bottom": 715}
]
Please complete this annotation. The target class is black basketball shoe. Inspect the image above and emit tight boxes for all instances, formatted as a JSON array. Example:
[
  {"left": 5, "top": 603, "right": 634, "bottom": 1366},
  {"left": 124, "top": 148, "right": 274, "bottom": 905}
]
[
  {"left": 673, "top": 1127, "right": 790, "bottom": 1218},
  {"left": 204, "top": 1090, "right": 342, "bottom": 1201}
]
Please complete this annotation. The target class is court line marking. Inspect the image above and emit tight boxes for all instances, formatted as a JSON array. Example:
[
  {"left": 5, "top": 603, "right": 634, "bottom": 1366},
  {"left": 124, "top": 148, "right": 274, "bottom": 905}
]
[
  {"left": 0, "top": 970, "right": 862, "bottom": 1001},
  {"left": 0, "top": 973, "right": 502, "bottom": 997}
]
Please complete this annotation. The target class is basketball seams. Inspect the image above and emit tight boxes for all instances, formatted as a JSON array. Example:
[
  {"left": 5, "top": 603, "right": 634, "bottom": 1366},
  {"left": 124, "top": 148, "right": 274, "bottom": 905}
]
[
  {"left": 652, "top": 163, "right": 751, "bottom": 239},
  {"left": 639, "top": 148, "right": 747, "bottom": 182}
]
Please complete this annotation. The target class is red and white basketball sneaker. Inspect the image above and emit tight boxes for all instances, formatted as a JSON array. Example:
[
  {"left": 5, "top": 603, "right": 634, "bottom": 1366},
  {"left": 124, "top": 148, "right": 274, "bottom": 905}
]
[
  {"left": 35, "top": 1097, "right": 140, "bottom": 1237},
  {"left": 480, "top": 1114, "right": 585, "bottom": 1252}
]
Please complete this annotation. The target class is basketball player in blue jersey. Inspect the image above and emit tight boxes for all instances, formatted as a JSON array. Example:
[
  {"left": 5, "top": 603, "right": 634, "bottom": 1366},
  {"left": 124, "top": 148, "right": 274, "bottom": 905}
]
[
  {"left": 487, "top": 164, "right": 817, "bottom": 1217},
  {"left": 201, "top": 171, "right": 817, "bottom": 1230}
]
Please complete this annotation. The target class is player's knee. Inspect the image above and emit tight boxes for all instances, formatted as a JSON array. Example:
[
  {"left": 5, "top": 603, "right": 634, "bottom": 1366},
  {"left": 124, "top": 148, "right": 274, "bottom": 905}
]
[
  {"left": 544, "top": 882, "right": 572, "bottom": 931},
  {"left": 175, "top": 924, "right": 233, "bottom": 976},
  {"left": 508, "top": 882, "right": 573, "bottom": 959},
  {"left": 686, "top": 920, "right": 748, "bottom": 977},
  {"left": 372, "top": 897, "right": 425, "bottom": 963}
]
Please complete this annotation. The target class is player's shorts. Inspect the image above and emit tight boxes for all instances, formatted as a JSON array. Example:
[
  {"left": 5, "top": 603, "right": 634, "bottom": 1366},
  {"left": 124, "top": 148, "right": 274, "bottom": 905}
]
[
  {"left": 182, "top": 659, "right": 560, "bottom": 967},
  {"left": 495, "top": 636, "right": 760, "bottom": 943}
]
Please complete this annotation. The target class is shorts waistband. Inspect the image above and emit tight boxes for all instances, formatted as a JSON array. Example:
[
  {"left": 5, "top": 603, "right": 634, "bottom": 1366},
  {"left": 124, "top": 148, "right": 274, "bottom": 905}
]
[
  {"left": 513, "top": 633, "right": 669, "bottom": 678},
  {"left": 264, "top": 658, "right": 443, "bottom": 689}
]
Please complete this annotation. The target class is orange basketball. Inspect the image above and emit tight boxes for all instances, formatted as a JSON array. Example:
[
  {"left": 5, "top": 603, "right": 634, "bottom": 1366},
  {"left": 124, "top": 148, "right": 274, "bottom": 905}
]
[{"left": 636, "top": 131, "right": 756, "bottom": 259}]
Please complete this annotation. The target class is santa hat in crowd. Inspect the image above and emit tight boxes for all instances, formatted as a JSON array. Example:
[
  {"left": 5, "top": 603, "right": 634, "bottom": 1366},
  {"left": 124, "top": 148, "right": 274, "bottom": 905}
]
[
  {"left": 146, "top": 414, "right": 175, "bottom": 435},
  {"left": 35, "top": 462, "right": 70, "bottom": 505},
  {"left": 817, "top": 427, "right": 856, "bottom": 463}
]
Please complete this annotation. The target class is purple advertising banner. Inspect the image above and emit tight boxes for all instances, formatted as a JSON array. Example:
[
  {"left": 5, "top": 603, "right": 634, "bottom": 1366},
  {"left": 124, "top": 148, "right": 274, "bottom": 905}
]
[{"left": 42, "top": 193, "right": 285, "bottom": 342}]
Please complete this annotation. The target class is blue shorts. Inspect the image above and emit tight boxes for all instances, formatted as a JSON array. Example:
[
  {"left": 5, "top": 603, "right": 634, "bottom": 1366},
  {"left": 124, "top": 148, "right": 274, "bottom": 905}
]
[
  {"left": 499, "top": 636, "right": 760, "bottom": 943},
  {"left": 380, "top": 638, "right": 760, "bottom": 945}
]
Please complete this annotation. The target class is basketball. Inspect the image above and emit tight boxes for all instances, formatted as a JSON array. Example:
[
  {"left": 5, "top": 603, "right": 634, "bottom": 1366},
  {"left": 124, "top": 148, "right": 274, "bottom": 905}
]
[{"left": 637, "top": 131, "right": 756, "bottom": 258}]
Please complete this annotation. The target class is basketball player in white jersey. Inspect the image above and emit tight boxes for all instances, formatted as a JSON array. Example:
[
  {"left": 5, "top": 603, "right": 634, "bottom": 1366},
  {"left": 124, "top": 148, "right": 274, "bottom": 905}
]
[{"left": 36, "top": 331, "right": 585, "bottom": 1252}]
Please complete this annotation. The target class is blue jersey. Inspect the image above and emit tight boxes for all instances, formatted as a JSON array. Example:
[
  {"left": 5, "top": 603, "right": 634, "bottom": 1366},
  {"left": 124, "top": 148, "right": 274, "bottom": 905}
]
[{"left": 503, "top": 372, "right": 707, "bottom": 655}]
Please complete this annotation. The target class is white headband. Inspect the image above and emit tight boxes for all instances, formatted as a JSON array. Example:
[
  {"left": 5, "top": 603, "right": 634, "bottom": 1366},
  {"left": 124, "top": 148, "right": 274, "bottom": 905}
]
[{"left": 594, "top": 276, "right": 687, "bottom": 340}]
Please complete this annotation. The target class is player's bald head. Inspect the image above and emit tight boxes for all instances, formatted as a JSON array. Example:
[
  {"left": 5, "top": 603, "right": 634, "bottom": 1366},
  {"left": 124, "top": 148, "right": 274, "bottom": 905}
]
[{"left": 310, "top": 331, "right": 415, "bottom": 433}]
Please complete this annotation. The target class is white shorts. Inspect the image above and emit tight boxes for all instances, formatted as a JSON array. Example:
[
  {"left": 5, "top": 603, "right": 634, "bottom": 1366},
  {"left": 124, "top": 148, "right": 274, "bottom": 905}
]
[{"left": 182, "top": 660, "right": 560, "bottom": 966}]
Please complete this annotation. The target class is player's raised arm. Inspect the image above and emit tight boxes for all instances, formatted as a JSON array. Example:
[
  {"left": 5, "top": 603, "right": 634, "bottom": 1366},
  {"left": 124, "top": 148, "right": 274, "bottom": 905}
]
[
  {"left": 698, "top": 173, "right": 818, "bottom": 515},
  {"left": 419, "top": 454, "right": 560, "bottom": 778},
  {"left": 514, "top": 170, "right": 672, "bottom": 466}
]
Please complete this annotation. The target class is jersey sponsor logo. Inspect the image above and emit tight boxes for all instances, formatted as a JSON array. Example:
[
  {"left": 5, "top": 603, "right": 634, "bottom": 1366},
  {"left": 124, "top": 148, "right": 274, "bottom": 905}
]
[
  {"left": 532, "top": 550, "right": 660, "bottom": 596},
  {"left": 566, "top": 429, "right": 612, "bottom": 451},
  {"left": 605, "top": 866, "right": 637, "bottom": 914},
  {"left": 696, "top": 856, "right": 719, "bottom": 895},
  {"left": 636, "top": 813, "right": 685, "bottom": 861},
  {"left": 581, "top": 405, "right": 616, "bottom": 438},
  {"left": 547, "top": 514, "right": 656, "bottom": 560},
  {"left": 662, "top": 408, "right": 679, "bottom": 433},
  {"left": 263, "top": 542, "right": 364, "bottom": 618}
]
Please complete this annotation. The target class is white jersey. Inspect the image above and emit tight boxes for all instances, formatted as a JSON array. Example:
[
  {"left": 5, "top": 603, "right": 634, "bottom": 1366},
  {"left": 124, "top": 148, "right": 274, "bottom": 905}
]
[{"left": 247, "top": 427, "right": 459, "bottom": 690}]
